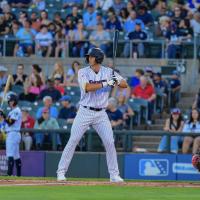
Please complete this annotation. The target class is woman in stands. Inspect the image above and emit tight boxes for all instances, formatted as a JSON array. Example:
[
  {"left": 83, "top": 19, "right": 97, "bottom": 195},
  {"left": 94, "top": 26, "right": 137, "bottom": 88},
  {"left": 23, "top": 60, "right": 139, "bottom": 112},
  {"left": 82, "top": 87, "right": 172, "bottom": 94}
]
[
  {"left": 157, "top": 108, "right": 184, "bottom": 153},
  {"left": 66, "top": 61, "right": 80, "bottom": 87},
  {"left": 182, "top": 108, "right": 200, "bottom": 154},
  {"left": 51, "top": 62, "right": 65, "bottom": 83}
]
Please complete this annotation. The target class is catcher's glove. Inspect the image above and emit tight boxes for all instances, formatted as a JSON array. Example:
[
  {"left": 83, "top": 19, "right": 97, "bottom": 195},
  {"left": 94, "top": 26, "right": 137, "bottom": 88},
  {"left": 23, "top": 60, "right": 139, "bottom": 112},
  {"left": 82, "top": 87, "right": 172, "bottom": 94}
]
[{"left": 192, "top": 152, "right": 200, "bottom": 172}]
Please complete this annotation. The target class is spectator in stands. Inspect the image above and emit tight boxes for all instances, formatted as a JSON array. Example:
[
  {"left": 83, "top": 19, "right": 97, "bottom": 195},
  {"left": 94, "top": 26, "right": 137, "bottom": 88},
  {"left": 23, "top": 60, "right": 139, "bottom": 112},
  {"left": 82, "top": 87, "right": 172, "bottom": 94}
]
[
  {"left": 12, "top": 64, "right": 27, "bottom": 87},
  {"left": 169, "top": 70, "right": 181, "bottom": 108},
  {"left": 0, "top": 15, "right": 9, "bottom": 36},
  {"left": 0, "top": 109, "right": 6, "bottom": 144},
  {"left": 111, "top": 84, "right": 131, "bottom": 102},
  {"left": 19, "top": 72, "right": 44, "bottom": 102},
  {"left": 119, "top": 7, "right": 129, "bottom": 26},
  {"left": 182, "top": 108, "right": 200, "bottom": 154},
  {"left": 89, "top": 22, "right": 111, "bottom": 55},
  {"left": 190, "top": 12, "right": 200, "bottom": 34},
  {"left": 21, "top": 107, "right": 35, "bottom": 151},
  {"left": 129, "top": 68, "right": 144, "bottom": 89},
  {"left": 71, "top": 19, "right": 88, "bottom": 57},
  {"left": 54, "top": 74, "right": 65, "bottom": 96},
  {"left": 10, "top": 20, "right": 20, "bottom": 37},
  {"left": 35, "top": 25, "right": 53, "bottom": 57},
  {"left": 39, "top": 79, "right": 62, "bottom": 102},
  {"left": 53, "top": 12, "right": 64, "bottom": 30},
  {"left": 15, "top": 20, "right": 36, "bottom": 57},
  {"left": 137, "top": 5, "right": 153, "bottom": 26},
  {"left": 105, "top": 9, "right": 122, "bottom": 31},
  {"left": 123, "top": 22, "right": 147, "bottom": 58},
  {"left": 117, "top": 94, "right": 134, "bottom": 128},
  {"left": 113, "top": 0, "right": 126, "bottom": 15},
  {"left": 64, "top": 16, "right": 75, "bottom": 39},
  {"left": 66, "top": 61, "right": 80, "bottom": 87},
  {"left": 153, "top": 72, "right": 167, "bottom": 93},
  {"left": 54, "top": 26, "right": 66, "bottom": 58},
  {"left": 67, "top": 5, "right": 82, "bottom": 25},
  {"left": 83, "top": 3, "right": 97, "bottom": 30},
  {"left": 32, "top": 0, "right": 46, "bottom": 11},
  {"left": 94, "top": 11, "right": 105, "bottom": 28},
  {"left": 51, "top": 62, "right": 65, "bottom": 84},
  {"left": 172, "top": 6, "right": 183, "bottom": 26},
  {"left": 83, "top": 0, "right": 97, "bottom": 9},
  {"left": 151, "top": 0, "right": 168, "bottom": 21},
  {"left": 18, "top": 11, "right": 28, "bottom": 24},
  {"left": 156, "top": 16, "right": 171, "bottom": 39},
  {"left": 131, "top": 75, "right": 156, "bottom": 123},
  {"left": 30, "top": 12, "right": 41, "bottom": 32},
  {"left": 124, "top": 10, "right": 145, "bottom": 34},
  {"left": 29, "top": 64, "right": 45, "bottom": 85},
  {"left": 36, "top": 96, "right": 58, "bottom": 119},
  {"left": 178, "top": 18, "right": 193, "bottom": 41},
  {"left": 39, "top": 10, "right": 51, "bottom": 26},
  {"left": 58, "top": 95, "right": 77, "bottom": 123},
  {"left": 106, "top": 97, "right": 123, "bottom": 129},
  {"left": 0, "top": 65, "right": 8, "bottom": 92},
  {"left": 34, "top": 107, "right": 61, "bottom": 150},
  {"left": 144, "top": 66, "right": 154, "bottom": 81},
  {"left": 158, "top": 108, "right": 184, "bottom": 153},
  {"left": 7, "top": 0, "right": 32, "bottom": 8},
  {"left": 165, "top": 22, "right": 181, "bottom": 59}
]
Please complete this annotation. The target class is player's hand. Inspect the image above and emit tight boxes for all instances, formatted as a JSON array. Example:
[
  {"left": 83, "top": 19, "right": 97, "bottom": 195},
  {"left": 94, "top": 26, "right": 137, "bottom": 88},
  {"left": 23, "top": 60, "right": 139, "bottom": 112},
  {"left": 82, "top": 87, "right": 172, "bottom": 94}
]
[
  {"left": 112, "top": 75, "right": 120, "bottom": 85},
  {"left": 102, "top": 79, "right": 116, "bottom": 87}
]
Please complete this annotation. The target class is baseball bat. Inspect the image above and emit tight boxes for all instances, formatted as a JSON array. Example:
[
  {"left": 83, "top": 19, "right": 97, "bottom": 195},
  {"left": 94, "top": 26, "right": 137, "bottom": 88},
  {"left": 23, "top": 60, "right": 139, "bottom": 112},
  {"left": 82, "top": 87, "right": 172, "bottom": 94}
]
[
  {"left": 112, "top": 29, "right": 119, "bottom": 75},
  {"left": 1, "top": 74, "right": 12, "bottom": 108}
]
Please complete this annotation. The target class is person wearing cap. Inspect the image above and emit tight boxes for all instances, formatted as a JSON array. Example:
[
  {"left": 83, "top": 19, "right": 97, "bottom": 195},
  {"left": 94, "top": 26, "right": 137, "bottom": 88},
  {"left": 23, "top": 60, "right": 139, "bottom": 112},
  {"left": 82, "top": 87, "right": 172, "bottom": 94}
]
[
  {"left": 158, "top": 108, "right": 184, "bottom": 153},
  {"left": 21, "top": 107, "right": 35, "bottom": 151},
  {"left": 58, "top": 95, "right": 77, "bottom": 123},
  {"left": 38, "top": 79, "right": 62, "bottom": 102},
  {"left": 169, "top": 70, "right": 181, "bottom": 108},
  {"left": 89, "top": 21, "right": 111, "bottom": 55},
  {"left": 182, "top": 108, "right": 200, "bottom": 154},
  {"left": 123, "top": 22, "right": 147, "bottom": 58},
  {"left": 34, "top": 107, "right": 61, "bottom": 150},
  {"left": 71, "top": 19, "right": 88, "bottom": 57},
  {"left": 83, "top": 3, "right": 97, "bottom": 30},
  {"left": 0, "top": 65, "right": 8, "bottom": 92},
  {"left": 106, "top": 97, "right": 123, "bottom": 129},
  {"left": 54, "top": 74, "right": 65, "bottom": 95}
]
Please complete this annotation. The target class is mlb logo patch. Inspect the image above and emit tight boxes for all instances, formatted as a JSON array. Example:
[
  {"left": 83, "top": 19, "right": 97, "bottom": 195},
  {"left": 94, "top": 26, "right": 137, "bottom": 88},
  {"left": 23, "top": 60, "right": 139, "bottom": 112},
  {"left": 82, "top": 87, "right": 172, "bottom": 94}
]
[{"left": 139, "top": 159, "right": 169, "bottom": 176}]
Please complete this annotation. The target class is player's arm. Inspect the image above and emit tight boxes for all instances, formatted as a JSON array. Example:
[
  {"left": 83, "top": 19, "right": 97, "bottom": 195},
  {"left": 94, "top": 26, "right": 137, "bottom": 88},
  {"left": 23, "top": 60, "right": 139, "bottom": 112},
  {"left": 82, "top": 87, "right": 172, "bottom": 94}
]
[
  {"left": 85, "top": 83, "right": 103, "bottom": 92},
  {"left": 112, "top": 72, "right": 128, "bottom": 88},
  {"left": 118, "top": 79, "right": 128, "bottom": 88},
  {"left": 5, "top": 117, "right": 16, "bottom": 126}
]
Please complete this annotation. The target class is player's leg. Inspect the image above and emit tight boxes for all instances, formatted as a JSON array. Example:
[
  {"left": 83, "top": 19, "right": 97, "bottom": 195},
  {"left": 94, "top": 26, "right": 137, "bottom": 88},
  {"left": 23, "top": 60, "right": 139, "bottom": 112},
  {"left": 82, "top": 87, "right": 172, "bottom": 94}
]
[
  {"left": 57, "top": 107, "right": 91, "bottom": 179},
  {"left": 13, "top": 133, "right": 22, "bottom": 177},
  {"left": 92, "top": 112, "right": 123, "bottom": 182}
]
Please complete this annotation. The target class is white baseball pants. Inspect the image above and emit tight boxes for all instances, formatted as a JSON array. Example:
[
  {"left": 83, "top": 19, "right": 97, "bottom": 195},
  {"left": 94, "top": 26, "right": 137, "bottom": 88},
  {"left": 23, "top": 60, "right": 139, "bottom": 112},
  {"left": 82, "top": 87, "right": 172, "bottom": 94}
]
[{"left": 57, "top": 106, "right": 120, "bottom": 177}]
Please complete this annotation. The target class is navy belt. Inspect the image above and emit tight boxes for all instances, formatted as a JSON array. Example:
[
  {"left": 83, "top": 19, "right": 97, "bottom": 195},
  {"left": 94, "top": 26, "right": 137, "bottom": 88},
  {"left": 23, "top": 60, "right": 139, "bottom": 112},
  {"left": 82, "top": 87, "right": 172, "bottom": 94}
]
[{"left": 83, "top": 106, "right": 104, "bottom": 111}]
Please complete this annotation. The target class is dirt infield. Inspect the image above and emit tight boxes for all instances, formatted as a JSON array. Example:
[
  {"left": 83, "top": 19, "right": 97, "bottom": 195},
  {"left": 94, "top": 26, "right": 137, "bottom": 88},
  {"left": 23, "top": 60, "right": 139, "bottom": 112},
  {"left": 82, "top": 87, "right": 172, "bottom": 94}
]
[{"left": 0, "top": 179, "right": 200, "bottom": 187}]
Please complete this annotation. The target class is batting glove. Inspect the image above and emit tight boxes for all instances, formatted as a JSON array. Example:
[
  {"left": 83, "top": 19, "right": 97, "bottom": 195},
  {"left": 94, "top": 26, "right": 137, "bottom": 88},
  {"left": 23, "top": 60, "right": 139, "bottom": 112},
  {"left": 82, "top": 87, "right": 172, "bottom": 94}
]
[
  {"left": 102, "top": 79, "right": 116, "bottom": 87},
  {"left": 112, "top": 75, "right": 120, "bottom": 85}
]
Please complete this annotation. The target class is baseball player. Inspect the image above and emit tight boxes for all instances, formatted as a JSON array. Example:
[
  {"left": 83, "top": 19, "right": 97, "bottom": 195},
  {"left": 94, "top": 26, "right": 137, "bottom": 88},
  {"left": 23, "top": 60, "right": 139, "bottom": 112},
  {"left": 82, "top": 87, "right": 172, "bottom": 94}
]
[
  {"left": 4, "top": 94, "right": 22, "bottom": 176},
  {"left": 57, "top": 47, "right": 128, "bottom": 182}
]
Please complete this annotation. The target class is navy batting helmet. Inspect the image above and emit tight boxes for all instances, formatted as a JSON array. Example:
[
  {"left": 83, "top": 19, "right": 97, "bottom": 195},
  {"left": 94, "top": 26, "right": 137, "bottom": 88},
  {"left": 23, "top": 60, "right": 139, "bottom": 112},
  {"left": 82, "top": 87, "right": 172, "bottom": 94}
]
[
  {"left": 7, "top": 93, "right": 18, "bottom": 106},
  {"left": 85, "top": 48, "right": 104, "bottom": 64}
]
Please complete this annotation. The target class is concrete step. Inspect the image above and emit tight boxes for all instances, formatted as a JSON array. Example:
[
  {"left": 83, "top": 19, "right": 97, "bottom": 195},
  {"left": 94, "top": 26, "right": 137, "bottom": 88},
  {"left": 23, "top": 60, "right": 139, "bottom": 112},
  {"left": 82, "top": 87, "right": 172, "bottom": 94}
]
[
  {"left": 181, "top": 92, "right": 196, "bottom": 97},
  {"left": 133, "top": 136, "right": 161, "bottom": 143},
  {"left": 147, "top": 125, "right": 163, "bottom": 130}
]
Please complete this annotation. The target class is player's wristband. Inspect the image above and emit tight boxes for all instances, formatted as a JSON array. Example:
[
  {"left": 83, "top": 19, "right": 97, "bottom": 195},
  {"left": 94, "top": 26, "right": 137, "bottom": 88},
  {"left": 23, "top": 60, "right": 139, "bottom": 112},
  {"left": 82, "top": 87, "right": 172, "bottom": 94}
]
[{"left": 102, "top": 82, "right": 108, "bottom": 88}]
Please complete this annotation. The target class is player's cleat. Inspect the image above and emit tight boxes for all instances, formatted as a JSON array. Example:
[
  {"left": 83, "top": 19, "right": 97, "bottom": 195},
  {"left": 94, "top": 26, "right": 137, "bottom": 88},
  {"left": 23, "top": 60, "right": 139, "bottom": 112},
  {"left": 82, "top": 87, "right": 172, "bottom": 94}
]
[
  {"left": 110, "top": 175, "right": 124, "bottom": 183},
  {"left": 57, "top": 174, "right": 66, "bottom": 181}
]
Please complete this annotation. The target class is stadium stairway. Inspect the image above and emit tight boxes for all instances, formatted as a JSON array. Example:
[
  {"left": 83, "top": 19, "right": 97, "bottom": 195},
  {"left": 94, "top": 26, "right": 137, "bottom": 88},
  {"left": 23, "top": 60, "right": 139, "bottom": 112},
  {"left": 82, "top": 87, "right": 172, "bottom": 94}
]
[{"left": 131, "top": 92, "right": 196, "bottom": 153}]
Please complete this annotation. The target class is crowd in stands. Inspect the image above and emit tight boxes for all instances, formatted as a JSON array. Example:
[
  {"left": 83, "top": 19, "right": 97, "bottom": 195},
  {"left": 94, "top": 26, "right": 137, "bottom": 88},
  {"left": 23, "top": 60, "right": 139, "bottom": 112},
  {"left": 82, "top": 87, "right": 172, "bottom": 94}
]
[
  {"left": 0, "top": 0, "right": 200, "bottom": 58},
  {"left": 0, "top": 59, "right": 184, "bottom": 152}
]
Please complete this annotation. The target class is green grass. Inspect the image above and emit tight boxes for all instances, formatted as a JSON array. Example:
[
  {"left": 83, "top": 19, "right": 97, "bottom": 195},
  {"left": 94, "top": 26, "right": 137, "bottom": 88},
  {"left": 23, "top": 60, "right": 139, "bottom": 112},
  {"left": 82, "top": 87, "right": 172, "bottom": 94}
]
[{"left": 0, "top": 185, "right": 200, "bottom": 200}]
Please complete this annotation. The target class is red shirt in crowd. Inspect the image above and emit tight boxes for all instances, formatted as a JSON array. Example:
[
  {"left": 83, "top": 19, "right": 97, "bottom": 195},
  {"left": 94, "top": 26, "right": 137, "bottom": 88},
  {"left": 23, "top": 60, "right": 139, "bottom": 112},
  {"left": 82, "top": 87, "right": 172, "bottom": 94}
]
[
  {"left": 132, "top": 84, "right": 155, "bottom": 100},
  {"left": 21, "top": 115, "right": 35, "bottom": 136},
  {"left": 54, "top": 85, "right": 65, "bottom": 95}
]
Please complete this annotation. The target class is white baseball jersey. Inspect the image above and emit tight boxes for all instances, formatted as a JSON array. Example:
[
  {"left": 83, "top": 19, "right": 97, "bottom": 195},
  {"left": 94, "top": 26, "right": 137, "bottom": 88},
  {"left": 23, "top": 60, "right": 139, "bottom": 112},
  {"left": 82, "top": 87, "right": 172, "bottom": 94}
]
[
  {"left": 5, "top": 107, "right": 22, "bottom": 132},
  {"left": 78, "top": 66, "right": 123, "bottom": 108}
]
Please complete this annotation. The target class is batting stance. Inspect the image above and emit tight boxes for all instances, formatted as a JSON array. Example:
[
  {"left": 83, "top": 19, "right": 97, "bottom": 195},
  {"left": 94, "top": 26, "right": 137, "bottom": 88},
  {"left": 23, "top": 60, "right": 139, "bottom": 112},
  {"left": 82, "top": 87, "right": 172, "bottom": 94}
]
[
  {"left": 57, "top": 48, "right": 128, "bottom": 182},
  {"left": 4, "top": 94, "right": 22, "bottom": 176}
]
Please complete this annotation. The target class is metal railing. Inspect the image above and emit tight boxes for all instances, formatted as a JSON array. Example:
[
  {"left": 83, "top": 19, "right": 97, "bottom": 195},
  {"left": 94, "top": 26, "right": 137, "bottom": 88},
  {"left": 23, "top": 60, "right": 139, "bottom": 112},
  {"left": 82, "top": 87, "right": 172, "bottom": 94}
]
[
  {"left": 19, "top": 128, "right": 200, "bottom": 152},
  {"left": 0, "top": 37, "right": 196, "bottom": 59}
]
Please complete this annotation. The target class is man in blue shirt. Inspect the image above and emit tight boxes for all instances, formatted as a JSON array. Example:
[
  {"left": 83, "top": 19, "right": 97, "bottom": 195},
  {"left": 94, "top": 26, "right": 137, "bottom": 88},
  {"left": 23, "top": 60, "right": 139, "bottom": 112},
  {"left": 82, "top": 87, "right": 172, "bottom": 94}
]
[
  {"left": 124, "top": 10, "right": 145, "bottom": 34},
  {"left": 105, "top": 10, "right": 122, "bottom": 31},
  {"left": 58, "top": 95, "right": 77, "bottom": 123},
  {"left": 123, "top": 22, "right": 147, "bottom": 58},
  {"left": 16, "top": 20, "right": 37, "bottom": 56},
  {"left": 83, "top": 4, "right": 97, "bottom": 30}
]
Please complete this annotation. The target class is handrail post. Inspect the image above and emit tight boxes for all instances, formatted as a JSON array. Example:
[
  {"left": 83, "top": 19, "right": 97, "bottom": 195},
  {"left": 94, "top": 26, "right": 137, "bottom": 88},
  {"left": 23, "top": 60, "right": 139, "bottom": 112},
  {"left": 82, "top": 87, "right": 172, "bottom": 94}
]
[
  {"left": 87, "top": 131, "right": 92, "bottom": 151},
  {"left": 3, "top": 37, "right": 6, "bottom": 57},
  {"left": 52, "top": 132, "right": 57, "bottom": 151},
  {"left": 166, "top": 133, "right": 171, "bottom": 153}
]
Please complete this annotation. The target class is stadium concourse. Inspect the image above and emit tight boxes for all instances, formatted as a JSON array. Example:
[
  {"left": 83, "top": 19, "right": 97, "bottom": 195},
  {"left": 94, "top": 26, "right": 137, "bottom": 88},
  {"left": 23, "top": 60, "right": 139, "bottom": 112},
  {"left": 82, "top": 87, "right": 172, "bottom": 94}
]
[{"left": 0, "top": 1, "right": 200, "bottom": 155}]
